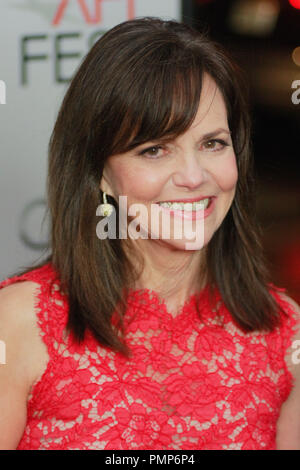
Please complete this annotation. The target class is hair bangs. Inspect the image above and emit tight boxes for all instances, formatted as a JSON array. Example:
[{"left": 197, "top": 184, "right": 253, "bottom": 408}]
[{"left": 109, "top": 53, "right": 204, "bottom": 156}]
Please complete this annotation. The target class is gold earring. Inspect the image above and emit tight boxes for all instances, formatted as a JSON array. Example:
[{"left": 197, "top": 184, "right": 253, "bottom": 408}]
[{"left": 99, "top": 191, "right": 114, "bottom": 217}]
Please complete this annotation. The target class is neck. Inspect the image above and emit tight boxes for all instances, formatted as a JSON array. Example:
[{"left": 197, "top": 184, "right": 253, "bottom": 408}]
[{"left": 129, "top": 238, "right": 206, "bottom": 308}]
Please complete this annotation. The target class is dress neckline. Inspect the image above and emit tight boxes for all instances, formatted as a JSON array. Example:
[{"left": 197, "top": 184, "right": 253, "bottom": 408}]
[{"left": 125, "top": 284, "right": 210, "bottom": 320}]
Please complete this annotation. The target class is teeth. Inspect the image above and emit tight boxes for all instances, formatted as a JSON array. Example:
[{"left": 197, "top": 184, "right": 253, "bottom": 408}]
[{"left": 158, "top": 198, "right": 210, "bottom": 211}]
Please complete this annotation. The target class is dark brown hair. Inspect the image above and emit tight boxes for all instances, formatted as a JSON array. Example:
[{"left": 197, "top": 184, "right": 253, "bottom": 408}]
[{"left": 16, "top": 17, "right": 286, "bottom": 358}]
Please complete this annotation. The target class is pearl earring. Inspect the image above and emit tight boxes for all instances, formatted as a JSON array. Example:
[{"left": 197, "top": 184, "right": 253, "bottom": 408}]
[{"left": 99, "top": 191, "right": 114, "bottom": 217}]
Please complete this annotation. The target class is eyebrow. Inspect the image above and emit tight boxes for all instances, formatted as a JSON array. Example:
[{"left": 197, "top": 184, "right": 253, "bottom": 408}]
[
  {"left": 200, "top": 128, "right": 231, "bottom": 140},
  {"left": 161, "top": 128, "right": 231, "bottom": 143},
  {"left": 161, "top": 127, "right": 231, "bottom": 143}
]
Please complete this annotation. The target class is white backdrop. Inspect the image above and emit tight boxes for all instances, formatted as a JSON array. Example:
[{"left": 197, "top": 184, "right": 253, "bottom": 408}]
[{"left": 0, "top": 0, "right": 181, "bottom": 280}]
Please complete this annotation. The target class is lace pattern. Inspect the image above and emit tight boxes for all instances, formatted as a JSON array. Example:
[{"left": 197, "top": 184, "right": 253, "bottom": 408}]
[{"left": 0, "top": 263, "right": 298, "bottom": 450}]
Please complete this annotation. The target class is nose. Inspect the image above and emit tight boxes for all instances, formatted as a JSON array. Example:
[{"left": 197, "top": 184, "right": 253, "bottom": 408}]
[{"left": 172, "top": 151, "right": 208, "bottom": 189}]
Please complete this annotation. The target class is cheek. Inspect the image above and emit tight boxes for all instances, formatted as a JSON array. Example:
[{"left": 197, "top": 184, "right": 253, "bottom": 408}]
[
  {"left": 110, "top": 162, "right": 166, "bottom": 202},
  {"left": 213, "top": 153, "right": 238, "bottom": 192}
]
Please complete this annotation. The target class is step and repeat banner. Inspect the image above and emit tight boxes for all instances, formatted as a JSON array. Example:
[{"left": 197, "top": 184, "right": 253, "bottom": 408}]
[{"left": 0, "top": 0, "right": 181, "bottom": 280}]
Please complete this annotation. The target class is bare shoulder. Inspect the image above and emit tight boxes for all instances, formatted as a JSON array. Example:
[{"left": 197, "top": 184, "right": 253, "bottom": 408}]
[
  {"left": 0, "top": 280, "right": 50, "bottom": 449},
  {"left": 0, "top": 280, "right": 49, "bottom": 395}
]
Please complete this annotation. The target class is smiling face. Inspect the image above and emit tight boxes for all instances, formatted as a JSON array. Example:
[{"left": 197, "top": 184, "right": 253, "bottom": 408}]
[{"left": 100, "top": 74, "right": 238, "bottom": 252}]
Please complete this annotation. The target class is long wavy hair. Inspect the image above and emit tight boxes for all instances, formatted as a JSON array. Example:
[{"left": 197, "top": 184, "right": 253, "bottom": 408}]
[{"left": 16, "top": 17, "right": 286, "bottom": 358}]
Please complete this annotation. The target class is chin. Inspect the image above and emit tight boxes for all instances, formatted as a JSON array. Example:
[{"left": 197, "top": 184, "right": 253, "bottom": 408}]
[{"left": 154, "top": 234, "right": 209, "bottom": 252}]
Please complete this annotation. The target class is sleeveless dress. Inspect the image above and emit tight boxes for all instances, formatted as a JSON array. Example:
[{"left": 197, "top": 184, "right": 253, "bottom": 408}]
[{"left": 0, "top": 262, "right": 298, "bottom": 450}]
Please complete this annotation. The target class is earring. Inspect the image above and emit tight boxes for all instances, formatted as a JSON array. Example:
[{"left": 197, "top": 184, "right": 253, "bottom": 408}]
[{"left": 99, "top": 191, "right": 114, "bottom": 217}]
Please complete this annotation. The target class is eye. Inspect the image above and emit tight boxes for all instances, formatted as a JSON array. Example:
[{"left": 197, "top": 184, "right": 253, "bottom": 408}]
[
  {"left": 138, "top": 145, "right": 165, "bottom": 159},
  {"left": 202, "top": 139, "right": 230, "bottom": 152}
]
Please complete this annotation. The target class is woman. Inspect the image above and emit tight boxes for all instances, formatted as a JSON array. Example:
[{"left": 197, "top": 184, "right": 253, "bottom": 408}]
[{"left": 0, "top": 17, "right": 299, "bottom": 450}]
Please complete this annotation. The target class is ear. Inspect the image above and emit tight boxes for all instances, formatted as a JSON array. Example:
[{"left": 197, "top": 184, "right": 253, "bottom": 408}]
[{"left": 99, "top": 171, "right": 114, "bottom": 198}]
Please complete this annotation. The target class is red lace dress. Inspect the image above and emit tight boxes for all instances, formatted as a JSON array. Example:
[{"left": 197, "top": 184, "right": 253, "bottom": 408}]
[{"left": 0, "top": 262, "right": 298, "bottom": 450}]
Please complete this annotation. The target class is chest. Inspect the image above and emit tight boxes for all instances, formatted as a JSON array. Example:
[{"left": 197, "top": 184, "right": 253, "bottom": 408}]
[{"left": 21, "top": 320, "right": 287, "bottom": 450}]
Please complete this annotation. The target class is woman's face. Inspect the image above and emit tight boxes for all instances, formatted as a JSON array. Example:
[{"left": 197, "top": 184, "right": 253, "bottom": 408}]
[{"left": 100, "top": 74, "right": 238, "bottom": 251}]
